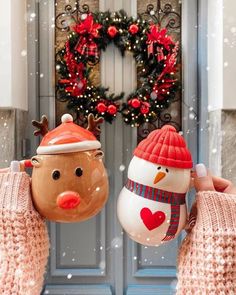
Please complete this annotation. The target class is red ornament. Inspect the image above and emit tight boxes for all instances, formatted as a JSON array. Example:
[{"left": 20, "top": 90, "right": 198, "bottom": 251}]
[
  {"left": 131, "top": 98, "right": 141, "bottom": 108},
  {"left": 97, "top": 102, "right": 107, "bottom": 113},
  {"left": 107, "top": 105, "right": 117, "bottom": 115},
  {"left": 129, "top": 24, "right": 139, "bottom": 35},
  {"left": 107, "top": 26, "right": 118, "bottom": 38},
  {"left": 140, "top": 102, "right": 150, "bottom": 114}
]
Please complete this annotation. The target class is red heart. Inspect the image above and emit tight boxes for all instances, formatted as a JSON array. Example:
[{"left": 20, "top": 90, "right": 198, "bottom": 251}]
[{"left": 140, "top": 208, "right": 166, "bottom": 231}]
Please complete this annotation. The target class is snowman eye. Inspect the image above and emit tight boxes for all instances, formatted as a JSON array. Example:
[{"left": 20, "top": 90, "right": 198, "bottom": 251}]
[
  {"left": 157, "top": 166, "right": 161, "bottom": 170},
  {"left": 166, "top": 168, "right": 169, "bottom": 173},
  {"left": 52, "top": 170, "right": 60, "bottom": 180}
]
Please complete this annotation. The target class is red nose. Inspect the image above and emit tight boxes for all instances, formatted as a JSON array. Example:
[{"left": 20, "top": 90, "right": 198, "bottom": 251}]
[{"left": 57, "top": 191, "right": 81, "bottom": 210}]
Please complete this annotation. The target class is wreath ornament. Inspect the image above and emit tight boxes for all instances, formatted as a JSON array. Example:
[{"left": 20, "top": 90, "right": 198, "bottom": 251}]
[{"left": 56, "top": 10, "right": 179, "bottom": 127}]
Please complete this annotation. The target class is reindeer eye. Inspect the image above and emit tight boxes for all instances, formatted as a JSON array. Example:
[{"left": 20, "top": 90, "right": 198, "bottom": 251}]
[
  {"left": 75, "top": 167, "right": 83, "bottom": 177},
  {"left": 157, "top": 166, "right": 161, "bottom": 170},
  {"left": 166, "top": 168, "right": 169, "bottom": 173},
  {"left": 52, "top": 170, "right": 60, "bottom": 180}
]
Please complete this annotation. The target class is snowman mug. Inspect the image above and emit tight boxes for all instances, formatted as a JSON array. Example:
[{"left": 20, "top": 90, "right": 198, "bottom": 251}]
[{"left": 117, "top": 125, "right": 193, "bottom": 246}]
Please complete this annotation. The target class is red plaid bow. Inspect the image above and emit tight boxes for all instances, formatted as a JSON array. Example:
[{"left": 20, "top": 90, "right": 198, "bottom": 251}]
[{"left": 73, "top": 14, "right": 102, "bottom": 59}]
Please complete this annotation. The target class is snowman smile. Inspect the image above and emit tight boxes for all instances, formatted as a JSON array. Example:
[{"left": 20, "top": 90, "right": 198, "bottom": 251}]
[{"left": 154, "top": 171, "right": 166, "bottom": 184}]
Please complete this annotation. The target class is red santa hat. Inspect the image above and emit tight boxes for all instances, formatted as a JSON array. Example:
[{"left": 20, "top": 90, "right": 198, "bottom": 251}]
[
  {"left": 134, "top": 125, "right": 193, "bottom": 169},
  {"left": 37, "top": 114, "right": 101, "bottom": 155}
]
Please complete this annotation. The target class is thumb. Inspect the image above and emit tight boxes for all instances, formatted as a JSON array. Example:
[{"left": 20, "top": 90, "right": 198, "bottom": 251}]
[{"left": 194, "top": 164, "right": 215, "bottom": 192}]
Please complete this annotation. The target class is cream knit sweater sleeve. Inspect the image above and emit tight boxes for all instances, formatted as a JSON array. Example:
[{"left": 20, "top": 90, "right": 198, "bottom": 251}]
[
  {"left": 0, "top": 171, "right": 49, "bottom": 295},
  {"left": 177, "top": 191, "right": 236, "bottom": 295}
]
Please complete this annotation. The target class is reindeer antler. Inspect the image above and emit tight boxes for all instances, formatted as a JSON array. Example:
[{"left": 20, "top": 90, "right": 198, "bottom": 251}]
[
  {"left": 32, "top": 115, "right": 49, "bottom": 137},
  {"left": 87, "top": 113, "right": 104, "bottom": 137}
]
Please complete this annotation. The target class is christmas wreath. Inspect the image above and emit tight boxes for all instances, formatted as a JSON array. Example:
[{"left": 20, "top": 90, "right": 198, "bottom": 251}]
[{"left": 56, "top": 10, "right": 179, "bottom": 127}]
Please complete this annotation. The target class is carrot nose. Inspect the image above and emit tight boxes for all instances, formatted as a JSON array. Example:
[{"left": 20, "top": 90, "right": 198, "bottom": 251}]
[
  {"left": 57, "top": 191, "right": 81, "bottom": 210},
  {"left": 154, "top": 171, "right": 166, "bottom": 184}
]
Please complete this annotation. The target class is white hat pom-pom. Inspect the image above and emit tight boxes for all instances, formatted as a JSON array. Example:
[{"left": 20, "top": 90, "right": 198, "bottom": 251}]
[{"left": 61, "top": 113, "right": 73, "bottom": 123}]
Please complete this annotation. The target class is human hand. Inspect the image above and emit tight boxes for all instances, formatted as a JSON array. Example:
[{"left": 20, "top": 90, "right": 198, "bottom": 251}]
[
  {"left": 192, "top": 163, "right": 236, "bottom": 194},
  {"left": 186, "top": 163, "right": 236, "bottom": 232}
]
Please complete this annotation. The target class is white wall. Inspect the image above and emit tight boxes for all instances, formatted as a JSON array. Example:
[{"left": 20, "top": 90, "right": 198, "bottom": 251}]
[
  {"left": 208, "top": 0, "right": 236, "bottom": 110},
  {"left": 0, "top": 0, "right": 28, "bottom": 110},
  {"left": 223, "top": 0, "right": 236, "bottom": 109}
]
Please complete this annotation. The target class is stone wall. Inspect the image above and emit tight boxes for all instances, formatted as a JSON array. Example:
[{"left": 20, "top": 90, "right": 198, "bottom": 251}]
[
  {"left": 0, "top": 109, "right": 28, "bottom": 168},
  {"left": 209, "top": 110, "right": 236, "bottom": 185}
]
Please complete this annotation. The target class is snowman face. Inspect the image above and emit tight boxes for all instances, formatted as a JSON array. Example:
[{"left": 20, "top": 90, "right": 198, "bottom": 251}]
[{"left": 128, "top": 156, "right": 191, "bottom": 194}]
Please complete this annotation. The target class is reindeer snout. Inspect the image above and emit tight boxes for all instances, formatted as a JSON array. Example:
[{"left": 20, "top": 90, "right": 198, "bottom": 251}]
[{"left": 57, "top": 191, "right": 81, "bottom": 210}]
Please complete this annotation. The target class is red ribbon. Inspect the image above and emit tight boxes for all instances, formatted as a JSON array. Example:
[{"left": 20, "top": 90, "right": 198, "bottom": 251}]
[
  {"left": 147, "top": 24, "right": 175, "bottom": 58},
  {"left": 73, "top": 14, "right": 102, "bottom": 59},
  {"left": 152, "top": 79, "right": 176, "bottom": 101},
  {"left": 60, "top": 41, "right": 87, "bottom": 97},
  {"left": 64, "top": 77, "right": 87, "bottom": 97}
]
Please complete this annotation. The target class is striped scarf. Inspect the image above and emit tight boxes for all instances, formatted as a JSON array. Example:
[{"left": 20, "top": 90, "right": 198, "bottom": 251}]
[{"left": 125, "top": 179, "right": 186, "bottom": 241}]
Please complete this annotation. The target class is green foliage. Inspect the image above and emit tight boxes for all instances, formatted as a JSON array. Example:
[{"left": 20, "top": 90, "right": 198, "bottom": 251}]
[{"left": 56, "top": 10, "right": 179, "bottom": 126}]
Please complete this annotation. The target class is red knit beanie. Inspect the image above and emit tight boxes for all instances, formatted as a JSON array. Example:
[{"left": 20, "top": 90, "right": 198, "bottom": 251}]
[{"left": 134, "top": 125, "right": 193, "bottom": 169}]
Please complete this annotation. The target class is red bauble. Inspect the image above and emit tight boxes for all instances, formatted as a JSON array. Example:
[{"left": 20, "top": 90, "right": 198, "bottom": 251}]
[
  {"left": 97, "top": 102, "right": 107, "bottom": 113},
  {"left": 129, "top": 24, "right": 139, "bottom": 35},
  {"left": 107, "top": 105, "right": 117, "bottom": 115},
  {"left": 131, "top": 98, "right": 141, "bottom": 108},
  {"left": 107, "top": 26, "right": 118, "bottom": 38},
  {"left": 140, "top": 102, "right": 150, "bottom": 114}
]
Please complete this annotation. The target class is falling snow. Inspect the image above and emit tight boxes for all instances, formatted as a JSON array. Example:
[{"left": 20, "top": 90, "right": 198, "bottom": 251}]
[
  {"left": 111, "top": 237, "right": 122, "bottom": 249},
  {"left": 230, "top": 27, "right": 236, "bottom": 33},
  {"left": 189, "top": 112, "right": 195, "bottom": 120},
  {"left": 28, "top": 280, "right": 35, "bottom": 286},
  {"left": 212, "top": 148, "right": 217, "bottom": 154},
  {"left": 99, "top": 261, "right": 106, "bottom": 270},
  {"left": 119, "top": 164, "right": 126, "bottom": 172},
  {"left": 67, "top": 273, "right": 72, "bottom": 279},
  {"left": 21, "top": 50, "right": 27, "bottom": 57}
]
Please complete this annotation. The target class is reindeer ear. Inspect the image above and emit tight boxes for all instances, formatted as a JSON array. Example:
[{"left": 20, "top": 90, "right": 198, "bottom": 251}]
[
  {"left": 91, "top": 150, "right": 104, "bottom": 160},
  {"left": 87, "top": 113, "right": 104, "bottom": 137},
  {"left": 32, "top": 115, "right": 49, "bottom": 137},
  {"left": 31, "top": 156, "right": 42, "bottom": 168}
]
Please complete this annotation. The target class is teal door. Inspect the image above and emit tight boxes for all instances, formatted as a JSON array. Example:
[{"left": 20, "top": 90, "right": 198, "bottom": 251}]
[{"left": 27, "top": 0, "right": 199, "bottom": 294}]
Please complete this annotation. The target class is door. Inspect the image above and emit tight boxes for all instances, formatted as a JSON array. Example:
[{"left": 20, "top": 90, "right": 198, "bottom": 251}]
[{"left": 27, "top": 0, "right": 198, "bottom": 294}]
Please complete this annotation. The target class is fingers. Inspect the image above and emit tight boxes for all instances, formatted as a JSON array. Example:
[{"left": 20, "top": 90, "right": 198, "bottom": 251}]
[
  {"left": 193, "top": 164, "right": 215, "bottom": 192},
  {"left": 212, "top": 175, "right": 236, "bottom": 194},
  {"left": 211, "top": 176, "right": 232, "bottom": 192},
  {"left": 192, "top": 164, "right": 236, "bottom": 194}
]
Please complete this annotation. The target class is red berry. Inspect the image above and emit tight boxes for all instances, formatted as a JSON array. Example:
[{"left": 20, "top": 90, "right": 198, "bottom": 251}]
[
  {"left": 107, "top": 26, "right": 118, "bottom": 38},
  {"left": 129, "top": 24, "right": 139, "bottom": 35},
  {"left": 107, "top": 104, "right": 117, "bottom": 115},
  {"left": 131, "top": 98, "right": 141, "bottom": 108},
  {"left": 97, "top": 102, "right": 107, "bottom": 113},
  {"left": 140, "top": 102, "right": 150, "bottom": 114}
]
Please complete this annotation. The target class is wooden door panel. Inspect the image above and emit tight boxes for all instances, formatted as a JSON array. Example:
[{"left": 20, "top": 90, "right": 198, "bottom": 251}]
[{"left": 50, "top": 212, "right": 106, "bottom": 277}]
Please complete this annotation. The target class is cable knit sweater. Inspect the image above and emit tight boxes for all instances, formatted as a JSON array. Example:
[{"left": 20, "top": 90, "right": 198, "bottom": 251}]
[
  {"left": 177, "top": 191, "right": 236, "bottom": 295},
  {"left": 0, "top": 170, "right": 49, "bottom": 295}
]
